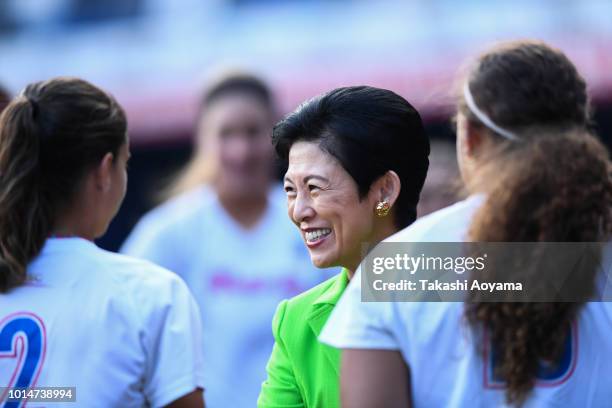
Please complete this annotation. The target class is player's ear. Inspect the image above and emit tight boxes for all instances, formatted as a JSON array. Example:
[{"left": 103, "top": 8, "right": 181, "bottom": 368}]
[
  {"left": 463, "top": 120, "right": 486, "bottom": 158},
  {"left": 93, "top": 152, "right": 115, "bottom": 192}
]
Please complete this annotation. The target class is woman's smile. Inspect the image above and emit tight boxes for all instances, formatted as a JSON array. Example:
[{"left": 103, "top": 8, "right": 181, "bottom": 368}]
[{"left": 303, "top": 227, "right": 333, "bottom": 248}]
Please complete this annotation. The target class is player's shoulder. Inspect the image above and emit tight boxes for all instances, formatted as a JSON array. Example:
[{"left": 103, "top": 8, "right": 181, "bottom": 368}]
[
  {"left": 92, "top": 246, "right": 188, "bottom": 294},
  {"left": 93, "top": 248, "right": 195, "bottom": 323},
  {"left": 388, "top": 195, "right": 485, "bottom": 243},
  {"left": 396, "top": 300, "right": 463, "bottom": 323},
  {"left": 381, "top": 301, "right": 466, "bottom": 348}
]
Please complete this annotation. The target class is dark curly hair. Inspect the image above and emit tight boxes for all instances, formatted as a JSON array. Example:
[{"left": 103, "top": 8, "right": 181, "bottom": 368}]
[{"left": 459, "top": 41, "right": 612, "bottom": 405}]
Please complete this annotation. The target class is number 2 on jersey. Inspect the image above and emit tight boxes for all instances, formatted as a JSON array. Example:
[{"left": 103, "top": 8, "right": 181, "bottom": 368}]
[
  {"left": 0, "top": 312, "right": 46, "bottom": 408},
  {"left": 485, "top": 323, "right": 577, "bottom": 388}
]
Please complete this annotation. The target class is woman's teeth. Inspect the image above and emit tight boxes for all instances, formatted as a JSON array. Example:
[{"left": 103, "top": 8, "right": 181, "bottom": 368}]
[{"left": 305, "top": 228, "right": 332, "bottom": 242}]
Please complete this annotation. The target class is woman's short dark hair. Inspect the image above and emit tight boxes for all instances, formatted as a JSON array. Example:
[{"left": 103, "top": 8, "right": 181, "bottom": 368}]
[{"left": 272, "top": 85, "right": 430, "bottom": 228}]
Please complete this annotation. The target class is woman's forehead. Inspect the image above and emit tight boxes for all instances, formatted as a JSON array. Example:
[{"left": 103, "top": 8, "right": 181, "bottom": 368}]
[
  {"left": 286, "top": 141, "right": 347, "bottom": 182},
  {"left": 288, "top": 142, "right": 332, "bottom": 168}
]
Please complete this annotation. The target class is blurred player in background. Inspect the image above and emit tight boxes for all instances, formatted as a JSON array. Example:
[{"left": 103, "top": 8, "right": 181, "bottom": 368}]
[
  {"left": 321, "top": 40, "right": 612, "bottom": 407},
  {"left": 0, "top": 77, "right": 205, "bottom": 407},
  {"left": 121, "top": 72, "right": 328, "bottom": 408}
]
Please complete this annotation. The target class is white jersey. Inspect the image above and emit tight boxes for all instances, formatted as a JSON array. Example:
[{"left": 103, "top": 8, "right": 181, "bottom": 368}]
[
  {"left": 0, "top": 237, "right": 205, "bottom": 408},
  {"left": 320, "top": 196, "right": 612, "bottom": 407},
  {"left": 121, "top": 185, "right": 330, "bottom": 408}
]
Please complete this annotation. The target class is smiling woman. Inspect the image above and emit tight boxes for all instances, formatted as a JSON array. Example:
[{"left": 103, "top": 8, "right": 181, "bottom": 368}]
[
  {"left": 285, "top": 141, "right": 388, "bottom": 272},
  {"left": 257, "top": 86, "right": 430, "bottom": 408}
]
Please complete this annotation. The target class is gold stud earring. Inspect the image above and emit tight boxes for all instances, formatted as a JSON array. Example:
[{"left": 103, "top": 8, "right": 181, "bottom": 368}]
[{"left": 375, "top": 200, "right": 391, "bottom": 217}]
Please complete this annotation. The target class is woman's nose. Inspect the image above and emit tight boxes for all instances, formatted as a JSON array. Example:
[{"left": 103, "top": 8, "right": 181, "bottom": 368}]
[{"left": 291, "top": 192, "right": 316, "bottom": 223}]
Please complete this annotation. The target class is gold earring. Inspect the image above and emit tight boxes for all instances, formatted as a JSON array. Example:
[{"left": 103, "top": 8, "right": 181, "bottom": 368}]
[{"left": 375, "top": 200, "right": 391, "bottom": 217}]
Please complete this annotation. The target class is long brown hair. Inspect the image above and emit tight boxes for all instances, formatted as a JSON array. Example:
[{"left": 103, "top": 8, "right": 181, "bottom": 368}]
[
  {"left": 459, "top": 41, "right": 612, "bottom": 405},
  {"left": 0, "top": 77, "right": 126, "bottom": 293},
  {"left": 0, "top": 85, "right": 10, "bottom": 113}
]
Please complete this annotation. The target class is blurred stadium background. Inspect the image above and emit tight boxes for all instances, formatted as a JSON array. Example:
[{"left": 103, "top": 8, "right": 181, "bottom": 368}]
[{"left": 0, "top": 0, "right": 610, "bottom": 251}]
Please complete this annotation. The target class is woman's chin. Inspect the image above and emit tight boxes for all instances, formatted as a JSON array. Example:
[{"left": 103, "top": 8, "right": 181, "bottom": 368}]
[{"left": 309, "top": 254, "right": 337, "bottom": 269}]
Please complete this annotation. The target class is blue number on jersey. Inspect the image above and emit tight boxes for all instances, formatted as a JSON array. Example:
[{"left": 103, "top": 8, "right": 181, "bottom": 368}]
[
  {"left": 485, "top": 323, "right": 576, "bottom": 388},
  {"left": 0, "top": 313, "right": 46, "bottom": 408}
]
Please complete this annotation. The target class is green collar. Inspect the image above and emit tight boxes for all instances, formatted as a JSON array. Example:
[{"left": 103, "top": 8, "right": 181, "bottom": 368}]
[{"left": 312, "top": 268, "right": 350, "bottom": 306}]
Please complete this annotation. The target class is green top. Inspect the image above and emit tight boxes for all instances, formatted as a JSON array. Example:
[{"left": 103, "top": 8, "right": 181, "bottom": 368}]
[{"left": 258, "top": 270, "right": 350, "bottom": 408}]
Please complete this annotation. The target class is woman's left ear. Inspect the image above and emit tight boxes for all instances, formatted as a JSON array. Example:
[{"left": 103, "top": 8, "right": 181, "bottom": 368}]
[{"left": 374, "top": 170, "right": 401, "bottom": 209}]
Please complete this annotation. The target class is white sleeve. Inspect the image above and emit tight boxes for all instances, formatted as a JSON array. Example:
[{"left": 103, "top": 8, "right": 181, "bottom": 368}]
[
  {"left": 319, "top": 268, "right": 399, "bottom": 350},
  {"left": 141, "top": 273, "right": 205, "bottom": 408}
]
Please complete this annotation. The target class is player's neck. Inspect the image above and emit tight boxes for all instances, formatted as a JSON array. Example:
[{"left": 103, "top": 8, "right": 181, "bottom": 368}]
[
  {"left": 217, "top": 191, "right": 269, "bottom": 230},
  {"left": 52, "top": 204, "right": 98, "bottom": 241},
  {"left": 51, "top": 224, "right": 95, "bottom": 241}
]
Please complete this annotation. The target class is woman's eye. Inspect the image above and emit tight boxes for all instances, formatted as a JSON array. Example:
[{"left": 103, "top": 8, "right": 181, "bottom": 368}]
[
  {"left": 284, "top": 186, "right": 295, "bottom": 195},
  {"left": 308, "top": 184, "right": 320, "bottom": 192}
]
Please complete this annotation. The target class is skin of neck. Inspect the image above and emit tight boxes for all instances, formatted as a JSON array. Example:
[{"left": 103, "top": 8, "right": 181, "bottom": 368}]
[
  {"left": 52, "top": 199, "right": 100, "bottom": 241},
  {"left": 344, "top": 213, "right": 398, "bottom": 280},
  {"left": 51, "top": 174, "right": 111, "bottom": 241}
]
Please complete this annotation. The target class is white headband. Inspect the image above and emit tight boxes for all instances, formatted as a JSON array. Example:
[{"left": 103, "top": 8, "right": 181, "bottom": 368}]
[{"left": 463, "top": 83, "right": 520, "bottom": 141}]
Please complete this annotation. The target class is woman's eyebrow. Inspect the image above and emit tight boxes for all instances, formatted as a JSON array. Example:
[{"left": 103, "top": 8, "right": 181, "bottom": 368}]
[
  {"left": 284, "top": 174, "right": 330, "bottom": 184},
  {"left": 304, "top": 175, "right": 330, "bottom": 184}
]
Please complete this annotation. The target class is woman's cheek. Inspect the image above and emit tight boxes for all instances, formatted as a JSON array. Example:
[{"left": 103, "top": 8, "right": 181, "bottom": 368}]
[{"left": 286, "top": 200, "right": 296, "bottom": 224}]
